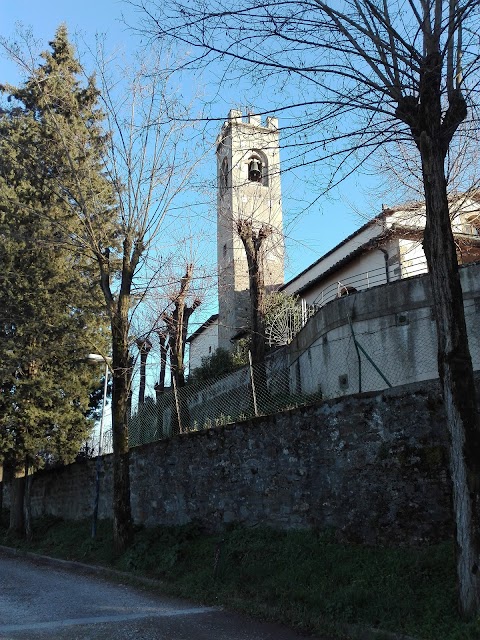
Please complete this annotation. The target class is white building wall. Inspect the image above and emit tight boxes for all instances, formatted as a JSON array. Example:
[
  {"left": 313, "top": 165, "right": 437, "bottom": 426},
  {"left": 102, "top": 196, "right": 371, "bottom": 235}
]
[
  {"left": 188, "top": 320, "right": 219, "bottom": 373},
  {"left": 288, "top": 262, "right": 480, "bottom": 400},
  {"left": 398, "top": 239, "right": 428, "bottom": 279},
  {"left": 282, "top": 221, "right": 385, "bottom": 297},
  {"left": 284, "top": 239, "right": 400, "bottom": 307}
]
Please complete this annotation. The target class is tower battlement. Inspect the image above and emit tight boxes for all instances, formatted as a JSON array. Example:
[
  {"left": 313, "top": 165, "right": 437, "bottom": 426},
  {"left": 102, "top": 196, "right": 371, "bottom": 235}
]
[{"left": 225, "top": 109, "right": 279, "bottom": 129}]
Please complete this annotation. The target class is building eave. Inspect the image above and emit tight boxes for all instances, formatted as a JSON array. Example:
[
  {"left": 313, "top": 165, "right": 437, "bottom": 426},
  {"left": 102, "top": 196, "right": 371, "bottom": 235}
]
[
  {"left": 283, "top": 224, "right": 480, "bottom": 297},
  {"left": 187, "top": 314, "right": 219, "bottom": 344},
  {"left": 280, "top": 210, "right": 389, "bottom": 292},
  {"left": 288, "top": 229, "right": 392, "bottom": 296}
]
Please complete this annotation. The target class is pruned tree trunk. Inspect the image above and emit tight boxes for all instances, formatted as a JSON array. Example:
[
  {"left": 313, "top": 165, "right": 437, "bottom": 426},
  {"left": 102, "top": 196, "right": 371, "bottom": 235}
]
[
  {"left": 236, "top": 220, "right": 271, "bottom": 365},
  {"left": 154, "top": 331, "right": 169, "bottom": 437},
  {"left": 136, "top": 337, "right": 152, "bottom": 406},
  {"left": 422, "top": 146, "right": 480, "bottom": 616},
  {"left": 163, "top": 264, "right": 201, "bottom": 432},
  {"left": 163, "top": 264, "right": 201, "bottom": 389},
  {"left": 237, "top": 220, "right": 272, "bottom": 412},
  {"left": 401, "top": 50, "right": 480, "bottom": 617},
  {"left": 155, "top": 330, "right": 168, "bottom": 394},
  {"left": 110, "top": 307, "right": 134, "bottom": 554},
  {"left": 9, "top": 474, "right": 25, "bottom": 536}
]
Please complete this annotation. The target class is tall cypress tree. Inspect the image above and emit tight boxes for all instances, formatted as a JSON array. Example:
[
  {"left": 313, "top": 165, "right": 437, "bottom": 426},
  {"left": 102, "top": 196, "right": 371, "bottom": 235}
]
[{"left": 0, "top": 26, "right": 116, "bottom": 534}]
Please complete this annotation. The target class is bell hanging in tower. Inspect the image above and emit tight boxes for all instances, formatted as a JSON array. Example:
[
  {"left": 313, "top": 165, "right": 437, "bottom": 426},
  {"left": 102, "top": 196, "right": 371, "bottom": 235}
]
[{"left": 248, "top": 158, "right": 262, "bottom": 182}]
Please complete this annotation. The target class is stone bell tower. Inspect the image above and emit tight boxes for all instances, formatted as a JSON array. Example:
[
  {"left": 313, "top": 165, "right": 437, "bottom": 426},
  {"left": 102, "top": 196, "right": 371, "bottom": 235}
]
[{"left": 217, "top": 110, "right": 284, "bottom": 351}]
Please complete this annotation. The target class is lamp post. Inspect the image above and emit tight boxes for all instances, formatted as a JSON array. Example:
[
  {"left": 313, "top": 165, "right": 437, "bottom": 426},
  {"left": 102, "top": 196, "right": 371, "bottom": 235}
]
[{"left": 87, "top": 353, "right": 111, "bottom": 538}]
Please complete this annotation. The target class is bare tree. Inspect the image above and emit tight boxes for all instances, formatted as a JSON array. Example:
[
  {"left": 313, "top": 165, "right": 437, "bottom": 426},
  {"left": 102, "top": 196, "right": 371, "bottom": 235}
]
[
  {"left": 2, "top": 34, "right": 200, "bottom": 552},
  {"left": 162, "top": 263, "right": 202, "bottom": 388},
  {"left": 236, "top": 219, "right": 272, "bottom": 365},
  {"left": 134, "top": 0, "right": 480, "bottom": 614},
  {"left": 137, "top": 224, "right": 215, "bottom": 394},
  {"left": 86, "top": 48, "right": 199, "bottom": 551}
]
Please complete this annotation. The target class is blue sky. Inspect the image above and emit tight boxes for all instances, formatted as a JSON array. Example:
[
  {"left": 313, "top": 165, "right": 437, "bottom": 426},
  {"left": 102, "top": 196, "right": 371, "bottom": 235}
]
[
  {"left": 0, "top": 0, "right": 390, "bottom": 404},
  {"left": 0, "top": 0, "right": 386, "bottom": 281}
]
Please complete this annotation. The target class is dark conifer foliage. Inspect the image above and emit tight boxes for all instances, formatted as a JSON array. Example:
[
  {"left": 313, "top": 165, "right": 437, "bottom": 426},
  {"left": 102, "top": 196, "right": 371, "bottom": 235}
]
[{"left": 0, "top": 26, "right": 114, "bottom": 533}]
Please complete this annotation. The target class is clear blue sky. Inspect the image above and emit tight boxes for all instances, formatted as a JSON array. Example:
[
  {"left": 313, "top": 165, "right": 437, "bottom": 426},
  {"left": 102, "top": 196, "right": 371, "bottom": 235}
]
[
  {"left": 0, "top": 0, "right": 386, "bottom": 280},
  {"left": 0, "top": 0, "right": 390, "bottom": 403}
]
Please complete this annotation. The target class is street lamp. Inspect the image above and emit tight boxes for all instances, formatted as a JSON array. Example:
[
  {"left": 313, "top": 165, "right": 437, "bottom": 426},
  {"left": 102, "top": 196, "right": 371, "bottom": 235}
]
[
  {"left": 87, "top": 353, "right": 112, "bottom": 538},
  {"left": 87, "top": 354, "right": 111, "bottom": 456}
]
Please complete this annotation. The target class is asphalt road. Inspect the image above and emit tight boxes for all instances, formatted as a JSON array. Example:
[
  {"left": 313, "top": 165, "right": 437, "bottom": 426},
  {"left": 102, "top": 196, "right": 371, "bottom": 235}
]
[{"left": 0, "top": 551, "right": 328, "bottom": 640}]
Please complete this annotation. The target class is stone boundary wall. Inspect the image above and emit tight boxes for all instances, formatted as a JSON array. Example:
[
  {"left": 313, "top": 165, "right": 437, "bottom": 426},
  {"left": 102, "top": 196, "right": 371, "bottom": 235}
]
[
  {"left": 129, "top": 262, "right": 480, "bottom": 447},
  {"left": 3, "top": 378, "right": 455, "bottom": 546}
]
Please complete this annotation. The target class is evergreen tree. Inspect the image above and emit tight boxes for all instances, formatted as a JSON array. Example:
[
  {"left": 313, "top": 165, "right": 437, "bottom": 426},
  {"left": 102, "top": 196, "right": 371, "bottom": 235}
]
[
  {"left": 2, "top": 25, "right": 194, "bottom": 552},
  {"left": 0, "top": 26, "right": 115, "bottom": 534}
]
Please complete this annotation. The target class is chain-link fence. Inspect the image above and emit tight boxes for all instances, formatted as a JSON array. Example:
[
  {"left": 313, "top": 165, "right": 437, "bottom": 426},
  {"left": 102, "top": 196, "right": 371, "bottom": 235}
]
[
  {"left": 123, "top": 291, "right": 480, "bottom": 448},
  {"left": 127, "top": 352, "right": 310, "bottom": 446},
  {"left": 90, "top": 263, "right": 480, "bottom": 452}
]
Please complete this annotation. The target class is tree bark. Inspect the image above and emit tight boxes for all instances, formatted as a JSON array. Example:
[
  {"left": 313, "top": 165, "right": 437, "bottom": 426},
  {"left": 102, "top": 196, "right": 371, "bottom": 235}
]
[
  {"left": 110, "top": 309, "right": 133, "bottom": 554},
  {"left": 156, "top": 330, "right": 168, "bottom": 394},
  {"left": 24, "top": 457, "right": 32, "bottom": 541},
  {"left": 236, "top": 220, "right": 270, "bottom": 365},
  {"left": 163, "top": 265, "right": 200, "bottom": 390},
  {"left": 421, "top": 142, "right": 480, "bottom": 617},
  {"left": 136, "top": 337, "right": 152, "bottom": 406},
  {"left": 1, "top": 461, "right": 14, "bottom": 526},
  {"left": 9, "top": 475, "right": 25, "bottom": 536},
  {"left": 0, "top": 460, "right": 11, "bottom": 519},
  {"left": 154, "top": 331, "right": 168, "bottom": 437},
  {"left": 237, "top": 220, "right": 272, "bottom": 412},
  {"left": 395, "top": 45, "right": 480, "bottom": 617}
]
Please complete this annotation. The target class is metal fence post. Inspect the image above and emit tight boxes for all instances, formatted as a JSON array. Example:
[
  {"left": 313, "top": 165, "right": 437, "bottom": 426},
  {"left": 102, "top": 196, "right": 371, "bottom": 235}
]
[
  {"left": 348, "top": 315, "right": 362, "bottom": 393},
  {"left": 248, "top": 351, "right": 259, "bottom": 416},
  {"left": 172, "top": 376, "right": 184, "bottom": 433}
]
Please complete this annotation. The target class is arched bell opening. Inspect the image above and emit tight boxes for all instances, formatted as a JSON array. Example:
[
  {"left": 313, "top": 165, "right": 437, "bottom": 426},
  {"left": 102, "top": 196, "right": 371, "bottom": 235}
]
[{"left": 247, "top": 151, "right": 268, "bottom": 186}]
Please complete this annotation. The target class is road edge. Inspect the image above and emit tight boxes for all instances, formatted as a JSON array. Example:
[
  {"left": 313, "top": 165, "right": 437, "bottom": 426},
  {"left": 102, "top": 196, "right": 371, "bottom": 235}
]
[{"left": 0, "top": 544, "right": 422, "bottom": 640}]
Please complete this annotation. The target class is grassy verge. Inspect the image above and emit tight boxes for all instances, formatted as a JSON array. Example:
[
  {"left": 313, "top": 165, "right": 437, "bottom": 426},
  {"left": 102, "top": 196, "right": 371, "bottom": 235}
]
[{"left": 1, "top": 512, "right": 479, "bottom": 640}]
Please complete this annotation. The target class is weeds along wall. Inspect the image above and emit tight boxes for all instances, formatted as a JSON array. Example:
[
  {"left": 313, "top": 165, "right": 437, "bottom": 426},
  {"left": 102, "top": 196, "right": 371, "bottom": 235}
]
[{"left": 2, "top": 378, "right": 457, "bottom": 546}]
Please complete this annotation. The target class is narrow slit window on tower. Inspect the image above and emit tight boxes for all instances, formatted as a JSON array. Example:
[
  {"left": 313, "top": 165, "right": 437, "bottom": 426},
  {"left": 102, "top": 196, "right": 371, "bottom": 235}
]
[
  {"left": 220, "top": 157, "right": 229, "bottom": 194},
  {"left": 223, "top": 243, "right": 227, "bottom": 258}
]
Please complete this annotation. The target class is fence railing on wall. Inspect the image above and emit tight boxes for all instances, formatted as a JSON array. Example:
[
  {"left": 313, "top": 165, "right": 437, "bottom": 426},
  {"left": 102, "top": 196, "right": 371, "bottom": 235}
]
[
  {"left": 89, "top": 263, "right": 480, "bottom": 454},
  {"left": 127, "top": 352, "right": 318, "bottom": 447},
  {"left": 312, "top": 254, "right": 429, "bottom": 309}
]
